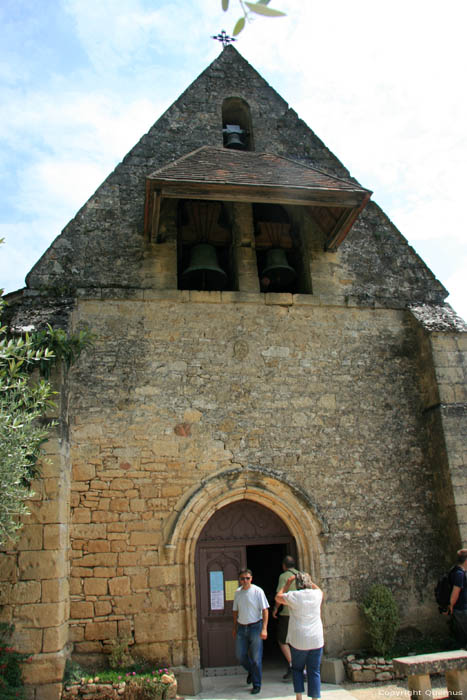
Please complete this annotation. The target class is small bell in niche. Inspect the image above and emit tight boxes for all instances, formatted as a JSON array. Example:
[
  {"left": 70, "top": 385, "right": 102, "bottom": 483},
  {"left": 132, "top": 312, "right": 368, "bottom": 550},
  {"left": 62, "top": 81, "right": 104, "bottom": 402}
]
[
  {"left": 182, "top": 243, "right": 228, "bottom": 291},
  {"left": 261, "top": 248, "right": 296, "bottom": 292},
  {"left": 223, "top": 124, "right": 247, "bottom": 150}
]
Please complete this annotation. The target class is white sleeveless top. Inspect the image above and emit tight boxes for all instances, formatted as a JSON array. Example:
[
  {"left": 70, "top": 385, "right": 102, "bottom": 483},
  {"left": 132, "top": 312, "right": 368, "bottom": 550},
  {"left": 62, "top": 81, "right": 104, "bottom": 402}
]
[{"left": 283, "top": 588, "right": 324, "bottom": 650}]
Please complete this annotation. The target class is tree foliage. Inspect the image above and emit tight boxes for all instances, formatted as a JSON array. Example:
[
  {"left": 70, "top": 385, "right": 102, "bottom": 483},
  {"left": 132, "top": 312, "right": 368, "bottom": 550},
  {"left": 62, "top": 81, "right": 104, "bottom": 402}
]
[
  {"left": 0, "top": 296, "right": 94, "bottom": 547},
  {"left": 221, "top": 0, "right": 286, "bottom": 36}
]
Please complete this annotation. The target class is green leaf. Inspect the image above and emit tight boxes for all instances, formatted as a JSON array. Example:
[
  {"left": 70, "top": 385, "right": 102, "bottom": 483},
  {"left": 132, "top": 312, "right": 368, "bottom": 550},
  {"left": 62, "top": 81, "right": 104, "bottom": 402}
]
[
  {"left": 258, "top": 0, "right": 272, "bottom": 4},
  {"left": 245, "top": 2, "right": 286, "bottom": 17},
  {"left": 233, "top": 16, "right": 246, "bottom": 35},
  {"left": 222, "top": 0, "right": 229, "bottom": 10}
]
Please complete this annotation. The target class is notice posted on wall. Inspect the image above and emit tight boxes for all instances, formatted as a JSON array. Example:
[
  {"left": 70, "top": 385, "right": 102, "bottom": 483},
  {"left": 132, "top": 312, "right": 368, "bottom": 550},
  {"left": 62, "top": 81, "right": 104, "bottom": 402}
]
[
  {"left": 210, "top": 571, "right": 224, "bottom": 610},
  {"left": 225, "top": 580, "right": 238, "bottom": 601}
]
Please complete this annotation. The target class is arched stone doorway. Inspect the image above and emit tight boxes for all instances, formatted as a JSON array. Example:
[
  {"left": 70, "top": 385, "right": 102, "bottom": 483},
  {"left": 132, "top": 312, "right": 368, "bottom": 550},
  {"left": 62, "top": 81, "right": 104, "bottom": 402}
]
[
  {"left": 162, "top": 466, "right": 328, "bottom": 670},
  {"left": 195, "top": 500, "right": 296, "bottom": 668}
]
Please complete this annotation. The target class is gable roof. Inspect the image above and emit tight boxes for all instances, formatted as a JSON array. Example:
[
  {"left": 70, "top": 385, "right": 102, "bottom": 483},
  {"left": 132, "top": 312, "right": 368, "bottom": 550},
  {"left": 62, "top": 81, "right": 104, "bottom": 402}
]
[{"left": 145, "top": 146, "right": 372, "bottom": 250}]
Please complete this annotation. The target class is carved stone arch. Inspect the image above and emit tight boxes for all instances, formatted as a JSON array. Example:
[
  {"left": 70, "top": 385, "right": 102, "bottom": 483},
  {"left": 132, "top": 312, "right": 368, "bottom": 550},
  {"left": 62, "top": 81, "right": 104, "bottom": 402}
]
[{"left": 162, "top": 466, "right": 328, "bottom": 668}]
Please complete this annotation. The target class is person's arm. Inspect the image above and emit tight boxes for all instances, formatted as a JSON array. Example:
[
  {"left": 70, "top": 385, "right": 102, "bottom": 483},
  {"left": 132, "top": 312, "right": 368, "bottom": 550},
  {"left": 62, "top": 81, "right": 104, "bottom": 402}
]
[
  {"left": 232, "top": 609, "right": 238, "bottom": 638},
  {"left": 449, "top": 586, "right": 461, "bottom": 614},
  {"left": 275, "top": 574, "right": 296, "bottom": 607},
  {"left": 273, "top": 575, "right": 283, "bottom": 618},
  {"left": 260, "top": 607, "right": 268, "bottom": 640}
]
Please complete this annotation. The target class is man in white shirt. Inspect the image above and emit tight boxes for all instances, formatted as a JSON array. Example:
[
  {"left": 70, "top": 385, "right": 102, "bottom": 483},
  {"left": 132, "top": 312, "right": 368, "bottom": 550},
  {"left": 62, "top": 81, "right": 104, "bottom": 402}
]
[{"left": 232, "top": 568, "right": 269, "bottom": 695}]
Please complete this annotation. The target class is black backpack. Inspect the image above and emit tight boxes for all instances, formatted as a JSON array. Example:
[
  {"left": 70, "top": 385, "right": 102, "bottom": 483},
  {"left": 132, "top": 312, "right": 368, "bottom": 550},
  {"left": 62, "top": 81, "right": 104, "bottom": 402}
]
[{"left": 434, "top": 566, "right": 461, "bottom": 613}]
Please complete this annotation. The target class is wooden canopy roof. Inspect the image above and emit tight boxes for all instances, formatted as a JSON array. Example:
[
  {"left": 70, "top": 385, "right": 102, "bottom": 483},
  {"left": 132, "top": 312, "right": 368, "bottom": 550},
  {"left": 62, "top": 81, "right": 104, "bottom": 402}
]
[{"left": 145, "top": 146, "right": 372, "bottom": 250}]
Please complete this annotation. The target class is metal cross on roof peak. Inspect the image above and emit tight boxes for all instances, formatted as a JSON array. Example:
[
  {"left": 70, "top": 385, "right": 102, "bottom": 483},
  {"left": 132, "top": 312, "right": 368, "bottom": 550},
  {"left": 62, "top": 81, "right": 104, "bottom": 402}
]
[{"left": 212, "top": 30, "right": 236, "bottom": 47}]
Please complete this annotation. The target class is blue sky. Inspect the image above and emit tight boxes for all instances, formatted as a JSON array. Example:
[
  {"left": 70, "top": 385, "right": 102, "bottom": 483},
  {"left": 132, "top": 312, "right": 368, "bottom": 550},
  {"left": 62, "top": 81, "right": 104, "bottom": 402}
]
[{"left": 1, "top": 0, "right": 466, "bottom": 319}]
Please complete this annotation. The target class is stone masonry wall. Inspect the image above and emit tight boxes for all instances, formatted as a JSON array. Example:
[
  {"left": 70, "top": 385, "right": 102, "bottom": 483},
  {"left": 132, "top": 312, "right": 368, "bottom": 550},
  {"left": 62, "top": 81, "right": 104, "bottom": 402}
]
[
  {"left": 0, "top": 380, "right": 71, "bottom": 700},
  {"left": 407, "top": 313, "right": 467, "bottom": 564},
  {"left": 65, "top": 291, "right": 444, "bottom": 664}
]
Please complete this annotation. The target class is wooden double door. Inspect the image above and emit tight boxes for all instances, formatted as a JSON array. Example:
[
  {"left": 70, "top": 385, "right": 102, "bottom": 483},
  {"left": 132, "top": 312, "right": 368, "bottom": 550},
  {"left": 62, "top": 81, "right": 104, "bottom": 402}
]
[{"left": 195, "top": 500, "right": 296, "bottom": 668}]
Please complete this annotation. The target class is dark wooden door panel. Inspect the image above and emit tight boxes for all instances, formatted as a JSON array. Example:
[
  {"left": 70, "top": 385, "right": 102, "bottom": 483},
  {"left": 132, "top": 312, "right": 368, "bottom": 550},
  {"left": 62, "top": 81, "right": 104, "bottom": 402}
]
[{"left": 198, "top": 546, "right": 245, "bottom": 667}]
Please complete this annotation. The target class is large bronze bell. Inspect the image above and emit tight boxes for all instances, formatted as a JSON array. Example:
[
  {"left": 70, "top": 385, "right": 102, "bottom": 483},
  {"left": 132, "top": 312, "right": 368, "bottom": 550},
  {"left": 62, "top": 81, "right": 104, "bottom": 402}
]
[
  {"left": 182, "top": 243, "right": 228, "bottom": 290},
  {"left": 261, "top": 248, "right": 296, "bottom": 291}
]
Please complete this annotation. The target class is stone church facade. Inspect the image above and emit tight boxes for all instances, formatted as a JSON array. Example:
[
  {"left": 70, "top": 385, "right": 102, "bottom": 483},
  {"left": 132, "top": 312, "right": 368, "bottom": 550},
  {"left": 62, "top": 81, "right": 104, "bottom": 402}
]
[{"left": 1, "top": 46, "right": 466, "bottom": 700}]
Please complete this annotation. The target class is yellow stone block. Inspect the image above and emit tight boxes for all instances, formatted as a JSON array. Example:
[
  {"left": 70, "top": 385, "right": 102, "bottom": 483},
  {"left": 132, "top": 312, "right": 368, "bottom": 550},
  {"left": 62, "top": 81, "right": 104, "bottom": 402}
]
[
  {"left": 113, "top": 594, "right": 147, "bottom": 614},
  {"left": 11, "top": 580, "right": 42, "bottom": 604},
  {"left": 22, "top": 650, "right": 67, "bottom": 685},
  {"left": 11, "top": 625, "right": 43, "bottom": 654},
  {"left": 42, "top": 578, "right": 69, "bottom": 603},
  {"left": 108, "top": 576, "right": 131, "bottom": 596},
  {"left": 134, "top": 611, "right": 183, "bottom": 643},
  {"left": 0, "top": 555, "right": 17, "bottom": 582},
  {"left": 19, "top": 551, "right": 67, "bottom": 581},
  {"left": 72, "top": 463, "right": 96, "bottom": 481},
  {"left": 94, "top": 600, "right": 112, "bottom": 616},
  {"left": 70, "top": 601, "right": 94, "bottom": 619},
  {"left": 84, "top": 578, "right": 108, "bottom": 596},
  {"left": 16, "top": 524, "right": 44, "bottom": 551},
  {"left": 18, "top": 602, "right": 67, "bottom": 628},
  {"left": 43, "top": 524, "right": 68, "bottom": 550},
  {"left": 84, "top": 620, "right": 117, "bottom": 640},
  {"left": 42, "top": 623, "right": 68, "bottom": 653},
  {"left": 129, "top": 531, "right": 161, "bottom": 546},
  {"left": 35, "top": 683, "right": 63, "bottom": 700}
]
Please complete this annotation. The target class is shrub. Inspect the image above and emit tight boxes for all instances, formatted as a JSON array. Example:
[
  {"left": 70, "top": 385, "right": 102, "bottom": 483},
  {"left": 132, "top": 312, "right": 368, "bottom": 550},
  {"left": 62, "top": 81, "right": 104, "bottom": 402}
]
[
  {"left": 362, "top": 583, "right": 400, "bottom": 656},
  {"left": 107, "top": 636, "right": 134, "bottom": 669},
  {"left": 0, "top": 623, "right": 30, "bottom": 699}
]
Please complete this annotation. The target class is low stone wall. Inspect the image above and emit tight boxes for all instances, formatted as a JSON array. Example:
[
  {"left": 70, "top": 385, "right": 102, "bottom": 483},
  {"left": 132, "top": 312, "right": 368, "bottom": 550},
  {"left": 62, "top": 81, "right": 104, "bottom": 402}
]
[
  {"left": 62, "top": 674, "right": 177, "bottom": 699},
  {"left": 344, "top": 654, "right": 402, "bottom": 682}
]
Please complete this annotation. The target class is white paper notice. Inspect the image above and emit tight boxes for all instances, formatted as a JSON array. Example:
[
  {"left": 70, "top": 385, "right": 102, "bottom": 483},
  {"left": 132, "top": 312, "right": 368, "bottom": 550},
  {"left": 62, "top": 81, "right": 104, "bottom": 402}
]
[{"left": 210, "top": 570, "right": 224, "bottom": 610}]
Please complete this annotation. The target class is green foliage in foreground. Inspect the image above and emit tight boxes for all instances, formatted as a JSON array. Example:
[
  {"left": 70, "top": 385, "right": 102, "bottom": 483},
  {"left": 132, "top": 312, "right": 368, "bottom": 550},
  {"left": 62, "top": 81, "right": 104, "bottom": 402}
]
[
  {"left": 221, "top": 0, "right": 286, "bottom": 36},
  {"left": 362, "top": 584, "right": 400, "bottom": 657},
  {"left": 0, "top": 296, "right": 93, "bottom": 546}
]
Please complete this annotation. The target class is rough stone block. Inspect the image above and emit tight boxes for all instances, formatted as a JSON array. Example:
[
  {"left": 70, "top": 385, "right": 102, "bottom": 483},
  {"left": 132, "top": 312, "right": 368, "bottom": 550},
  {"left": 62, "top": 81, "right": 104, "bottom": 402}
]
[
  {"left": 17, "top": 602, "right": 67, "bottom": 628},
  {"left": 129, "top": 531, "right": 161, "bottom": 546},
  {"left": 321, "top": 657, "right": 346, "bottom": 684},
  {"left": 173, "top": 667, "right": 202, "bottom": 696},
  {"left": 113, "top": 593, "right": 147, "bottom": 614},
  {"left": 84, "top": 578, "right": 108, "bottom": 596},
  {"left": 108, "top": 576, "right": 131, "bottom": 596},
  {"left": 11, "top": 580, "right": 42, "bottom": 604},
  {"left": 42, "top": 623, "right": 68, "bottom": 653},
  {"left": 0, "top": 554, "right": 17, "bottom": 582},
  {"left": 72, "top": 463, "right": 96, "bottom": 481},
  {"left": 43, "top": 524, "right": 68, "bottom": 550},
  {"left": 94, "top": 600, "right": 112, "bottom": 616},
  {"left": 16, "top": 524, "right": 44, "bottom": 550},
  {"left": 35, "top": 683, "right": 63, "bottom": 700},
  {"left": 19, "top": 551, "right": 66, "bottom": 581},
  {"left": 22, "top": 649, "right": 67, "bottom": 685},
  {"left": 70, "top": 601, "right": 94, "bottom": 619},
  {"left": 11, "top": 626, "right": 43, "bottom": 654},
  {"left": 26, "top": 499, "right": 68, "bottom": 524},
  {"left": 84, "top": 620, "right": 117, "bottom": 641}
]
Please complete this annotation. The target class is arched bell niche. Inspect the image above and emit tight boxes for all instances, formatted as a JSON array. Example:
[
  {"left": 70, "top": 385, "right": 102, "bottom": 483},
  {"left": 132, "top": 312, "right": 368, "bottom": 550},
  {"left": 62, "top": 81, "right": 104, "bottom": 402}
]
[{"left": 222, "top": 96, "right": 254, "bottom": 151}]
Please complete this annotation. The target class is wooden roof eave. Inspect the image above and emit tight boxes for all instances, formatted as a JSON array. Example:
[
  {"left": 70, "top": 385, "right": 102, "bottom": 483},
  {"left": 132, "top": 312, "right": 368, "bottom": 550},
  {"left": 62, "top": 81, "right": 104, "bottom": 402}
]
[
  {"left": 324, "top": 191, "right": 372, "bottom": 251},
  {"left": 144, "top": 179, "right": 372, "bottom": 246}
]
